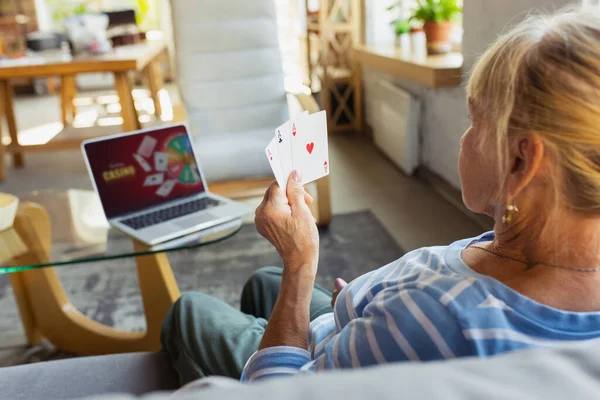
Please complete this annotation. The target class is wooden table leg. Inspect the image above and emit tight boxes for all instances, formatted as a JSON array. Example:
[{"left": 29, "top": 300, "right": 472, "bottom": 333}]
[
  {"left": 10, "top": 202, "right": 181, "bottom": 354},
  {"left": 60, "top": 75, "right": 77, "bottom": 126},
  {"left": 315, "top": 175, "right": 332, "bottom": 226},
  {"left": 60, "top": 76, "right": 70, "bottom": 126},
  {"left": 0, "top": 116, "right": 4, "bottom": 182},
  {"left": 1, "top": 227, "right": 43, "bottom": 345},
  {"left": 133, "top": 240, "right": 181, "bottom": 343},
  {"left": 0, "top": 80, "right": 23, "bottom": 168},
  {"left": 114, "top": 71, "right": 141, "bottom": 132},
  {"left": 68, "top": 76, "right": 77, "bottom": 121},
  {"left": 9, "top": 272, "right": 45, "bottom": 346},
  {"left": 145, "top": 60, "right": 163, "bottom": 119}
]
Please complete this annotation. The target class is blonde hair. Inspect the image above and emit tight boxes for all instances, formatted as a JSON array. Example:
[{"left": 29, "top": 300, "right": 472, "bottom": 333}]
[{"left": 467, "top": 6, "right": 600, "bottom": 214}]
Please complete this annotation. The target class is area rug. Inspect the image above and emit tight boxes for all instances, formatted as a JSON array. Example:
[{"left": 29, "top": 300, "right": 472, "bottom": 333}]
[{"left": 0, "top": 211, "right": 404, "bottom": 366}]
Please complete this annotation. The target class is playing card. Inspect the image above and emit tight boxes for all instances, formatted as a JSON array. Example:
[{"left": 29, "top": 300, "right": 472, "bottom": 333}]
[
  {"left": 273, "top": 111, "right": 310, "bottom": 185},
  {"left": 137, "top": 136, "right": 157, "bottom": 158},
  {"left": 266, "top": 137, "right": 286, "bottom": 190},
  {"left": 133, "top": 153, "right": 151, "bottom": 172},
  {"left": 290, "top": 110, "right": 329, "bottom": 185},
  {"left": 275, "top": 120, "right": 293, "bottom": 184},
  {"left": 156, "top": 179, "right": 177, "bottom": 197},
  {"left": 143, "top": 173, "right": 164, "bottom": 187},
  {"left": 154, "top": 152, "right": 169, "bottom": 172}
]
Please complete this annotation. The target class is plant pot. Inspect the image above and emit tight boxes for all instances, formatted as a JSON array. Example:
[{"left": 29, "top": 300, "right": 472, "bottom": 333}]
[{"left": 423, "top": 21, "right": 454, "bottom": 54}]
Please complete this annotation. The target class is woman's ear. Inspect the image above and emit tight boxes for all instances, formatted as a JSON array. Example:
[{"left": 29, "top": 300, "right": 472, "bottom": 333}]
[{"left": 505, "top": 134, "right": 546, "bottom": 197}]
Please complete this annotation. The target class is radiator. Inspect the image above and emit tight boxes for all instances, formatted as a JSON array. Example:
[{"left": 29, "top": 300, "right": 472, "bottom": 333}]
[{"left": 370, "top": 80, "right": 421, "bottom": 175}]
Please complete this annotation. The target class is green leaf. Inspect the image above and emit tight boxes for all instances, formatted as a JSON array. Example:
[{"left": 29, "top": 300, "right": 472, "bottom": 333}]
[
  {"left": 73, "top": 3, "right": 88, "bottom": 15},
  {"left": 409, "top": 0, "right": 462, "bottom": 23},
  {"left": 386, "top": 1, "right": 404, "bottom": 11},
  {"left": 394, "top": 19, "right": 411, "bottom": 35}
]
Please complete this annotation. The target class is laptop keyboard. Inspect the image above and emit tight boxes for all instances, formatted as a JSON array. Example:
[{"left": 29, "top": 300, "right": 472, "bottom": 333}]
[{"left": 121, "top": 197, "right": 222, "bottom": 230}]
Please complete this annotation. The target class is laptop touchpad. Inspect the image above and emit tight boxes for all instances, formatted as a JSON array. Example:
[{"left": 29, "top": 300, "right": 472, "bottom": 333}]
[{"left": 175, "top": 213, "right": 217, "bottom": 228}]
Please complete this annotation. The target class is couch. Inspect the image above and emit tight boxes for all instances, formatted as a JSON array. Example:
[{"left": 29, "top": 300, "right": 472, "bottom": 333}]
[{"left": 1, "top": 339, "right": 600, "bottom": 399}]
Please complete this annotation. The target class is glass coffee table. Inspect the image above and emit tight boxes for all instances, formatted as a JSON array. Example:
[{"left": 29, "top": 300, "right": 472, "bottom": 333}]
[{"left": 0, "top": 189, "right": 243, "bottom": 355}]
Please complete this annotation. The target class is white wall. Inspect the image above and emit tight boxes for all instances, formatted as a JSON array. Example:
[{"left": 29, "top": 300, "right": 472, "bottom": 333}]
[
  {"left": 34, "top": 0, "right": 52, "bottom": 31},
  {"left": 363, "top": 0, "right": 578, "bottom": 189},
  {"left": 364, "top": 0, "right": 397, "bottom": 46}
]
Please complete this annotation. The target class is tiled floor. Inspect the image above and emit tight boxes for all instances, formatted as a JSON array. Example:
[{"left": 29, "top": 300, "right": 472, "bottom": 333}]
[{"left": 0, "top": 89, "right": 483, "bottom": 252}]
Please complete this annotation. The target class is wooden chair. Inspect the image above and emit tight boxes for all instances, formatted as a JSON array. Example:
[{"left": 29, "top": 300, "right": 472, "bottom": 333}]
[{"left": 169, "top": 0, "right": 332, "bottom": 225}]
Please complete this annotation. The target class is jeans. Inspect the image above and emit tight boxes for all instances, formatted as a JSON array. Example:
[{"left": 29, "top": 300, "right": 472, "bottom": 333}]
[{"left": 161, "top": 266, "right": 333, "bottom": 385}]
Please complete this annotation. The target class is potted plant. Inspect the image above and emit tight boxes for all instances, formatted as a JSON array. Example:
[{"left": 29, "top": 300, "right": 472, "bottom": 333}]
[
  {"left": 392, "top": 19, "right": 411, "bottom": 51},
  {"left": 411, "top": 0, "right": 461, "bottom": 54}
]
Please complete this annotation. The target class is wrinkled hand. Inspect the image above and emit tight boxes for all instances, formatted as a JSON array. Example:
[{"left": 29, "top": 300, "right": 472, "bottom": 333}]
[
  {"left": 255, "top": 171, "right": 319, "bottom": 276},
  {"left": 331, "top": 278, "right": 347, "bottom": 307}
]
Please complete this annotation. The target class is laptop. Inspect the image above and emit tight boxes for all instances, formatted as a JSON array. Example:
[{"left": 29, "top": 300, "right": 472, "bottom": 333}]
[{"left": 82, "top": 124, "right": 252, "bottom": 245}]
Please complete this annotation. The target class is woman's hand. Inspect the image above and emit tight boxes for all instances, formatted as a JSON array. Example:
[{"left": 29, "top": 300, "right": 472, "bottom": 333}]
[
  {"left": 331, "top": 278, "right": 347, "bottom": 307},
  {"left": 255, "top": 171, "right": 319, "bottom": 277}
]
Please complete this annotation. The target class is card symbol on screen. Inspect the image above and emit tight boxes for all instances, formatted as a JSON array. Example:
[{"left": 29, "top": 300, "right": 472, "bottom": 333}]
[
  {"left": 306, "top": 142, "right": 315, "bottom": 154},
  {"left": 144, "top": 173, "right": 164, "bottom": 187},
  {"left": 267, "top": 150, "right": 273, "bottom": 161},
  {"left": 277, "top": 130, "right": 282, "bottom": 144},
  {"left": 324, "top": 161, "right": 328, "bottom": 173},
  {"left": 137, "top": 136, "right": 157, "bottom": 158},
  {"left": 292, "top": 124, "right": 297, "bottom": 136},
  {"left": 154, "top": 152, "right": 169, "bottom": 172}
]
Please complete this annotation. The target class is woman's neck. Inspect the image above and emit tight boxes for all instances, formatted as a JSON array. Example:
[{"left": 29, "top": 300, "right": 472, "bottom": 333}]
[
  {"left": 464, "top": 209, "right": 600, "bottom": 311},
  {"left": 492, "top": 208, "right": 600, "bottom": 271}
]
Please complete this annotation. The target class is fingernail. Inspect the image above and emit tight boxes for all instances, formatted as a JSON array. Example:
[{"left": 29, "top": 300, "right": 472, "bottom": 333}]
[
  {"left": 293, "top": 170, "right": 302, "bottom": 182},
  {"left": 334, "top": 278, "right": 346, "bottom": 290}
]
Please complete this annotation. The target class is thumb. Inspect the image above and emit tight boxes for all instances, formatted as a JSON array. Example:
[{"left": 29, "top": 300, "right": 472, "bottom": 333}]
[
  {"left": 287, "top": 170, "right": 307, "bottom": 209},
  {"left": 334, "top": 278, "right": 347, "bottom": 290}
]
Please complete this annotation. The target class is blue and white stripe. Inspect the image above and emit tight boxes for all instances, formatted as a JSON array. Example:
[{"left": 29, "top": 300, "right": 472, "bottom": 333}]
[{"left": 241, "top": 231, "right": 600, "bottom": 382}]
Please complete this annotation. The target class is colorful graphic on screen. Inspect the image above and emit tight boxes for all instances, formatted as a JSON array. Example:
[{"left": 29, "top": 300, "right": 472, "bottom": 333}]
[
  {"left": 84, "top": 125, "right": 205, "bottom": 219},
  {"left": 163, "top": 134, "right": 203, "bottom": 185}
]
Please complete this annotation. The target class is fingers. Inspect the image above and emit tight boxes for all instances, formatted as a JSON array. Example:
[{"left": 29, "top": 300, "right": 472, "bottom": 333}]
[
  {"left": 334, "top": 278, "right": 347, "bottom": 290},
  {"left": 286, "top": 170, "right": 305, "bottom": 204},
  {"left": 304, "top": 192, "right": 314, "bottom": 206},
  {"left": 331, "top": 288, "right": 341, "bottom": 307},
  {"left": 263, "top": 177, "right": 313, "bottom": 209},
  {"left": 331, "top": 278, "right": 347, "bottom": 307},
  {"left": 287, "top": 171, "right": 312, "bottom": 215},
  {"left": 262, "top": 180, "right": 287, "bottom": 206}
]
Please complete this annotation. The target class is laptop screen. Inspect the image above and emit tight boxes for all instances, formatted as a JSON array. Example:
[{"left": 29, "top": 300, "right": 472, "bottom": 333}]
[{"left": 84, "top": 125, "right": 206, "bottom": 219}]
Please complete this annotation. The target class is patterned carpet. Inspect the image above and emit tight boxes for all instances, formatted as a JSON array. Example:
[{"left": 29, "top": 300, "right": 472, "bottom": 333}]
[{"left": 0, "top": 211, "right": 404, "bottom": 367}]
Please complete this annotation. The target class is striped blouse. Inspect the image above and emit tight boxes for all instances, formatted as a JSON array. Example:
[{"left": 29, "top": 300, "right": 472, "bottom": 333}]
[{"left": 241, "top": 231, "right": 600, "bottom": 382}]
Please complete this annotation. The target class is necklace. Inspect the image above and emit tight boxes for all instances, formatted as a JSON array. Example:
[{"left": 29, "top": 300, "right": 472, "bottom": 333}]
[{"left": 468, "top": 244, "right": 600, "bottom": 273}]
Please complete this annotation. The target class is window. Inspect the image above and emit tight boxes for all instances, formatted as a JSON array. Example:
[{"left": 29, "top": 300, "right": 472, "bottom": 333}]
[{"left": 275, "top": 0, "right": 304, "bottom": 87}]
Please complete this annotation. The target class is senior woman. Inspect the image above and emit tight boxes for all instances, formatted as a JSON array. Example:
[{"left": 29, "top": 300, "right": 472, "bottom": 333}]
[{"left": 162, "top": 7, "right": 600, "bottom": 385}]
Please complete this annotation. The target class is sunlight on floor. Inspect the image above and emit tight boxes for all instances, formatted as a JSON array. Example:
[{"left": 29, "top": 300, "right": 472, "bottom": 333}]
[
  {"left": 12, "top": 122, "right": 64, "bottom": 145},
  {"left": 72, "top": 110, "right": 99, "bottom": 129},
  {"left": 96, "top": 117, "right": 124, "bottom": 127},
  {"left": 159, "top": 89, "right": 174, "bottom": 121},
  {"left": 10, "top": 88, "right": 177, "bottom": 141}
]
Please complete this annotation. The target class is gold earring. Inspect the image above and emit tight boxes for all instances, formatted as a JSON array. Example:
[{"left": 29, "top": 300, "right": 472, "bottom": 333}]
[{"left": 502, "top": 203, "right": 519, "bottom": 225}]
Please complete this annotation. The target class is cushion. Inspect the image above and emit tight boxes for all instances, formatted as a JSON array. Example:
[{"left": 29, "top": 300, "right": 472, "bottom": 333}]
[
  {"left": 0, "top": 352, "right": 178, "bottom": 400},
  {"left": 171, "top": 0, "right": 289, "bottom": 182}
]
